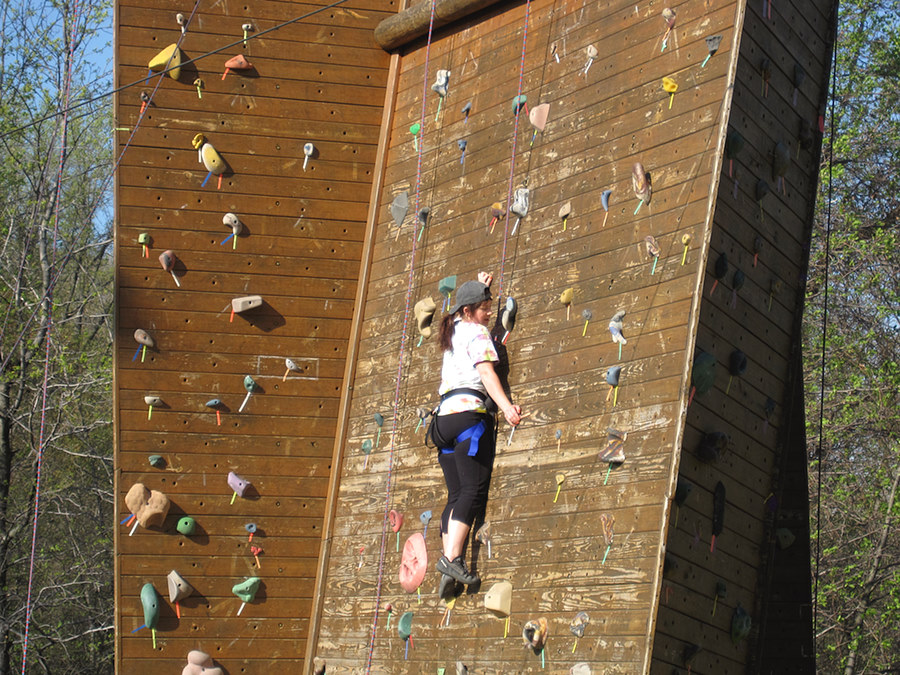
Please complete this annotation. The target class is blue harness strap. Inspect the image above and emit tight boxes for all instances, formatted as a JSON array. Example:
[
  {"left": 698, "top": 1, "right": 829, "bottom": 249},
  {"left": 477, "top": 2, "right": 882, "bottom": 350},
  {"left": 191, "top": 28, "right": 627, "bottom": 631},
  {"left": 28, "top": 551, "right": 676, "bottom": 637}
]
[{"left": 440, "top": 419, "right": 486, "bottom": 456}]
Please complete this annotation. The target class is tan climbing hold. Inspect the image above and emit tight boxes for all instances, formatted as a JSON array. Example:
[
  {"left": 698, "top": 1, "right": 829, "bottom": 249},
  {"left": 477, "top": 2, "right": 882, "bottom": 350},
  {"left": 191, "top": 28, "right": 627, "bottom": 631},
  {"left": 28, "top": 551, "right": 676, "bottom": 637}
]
[
  {"left": 231, "top": 295, "right": 263, "bottom": 314},
  {"left": 484, "top": 580, "right": 512, "bottom": 617},
  {"left": 414, "top": 297, "right": 437, "bottom": 338},
  {"left": 125, "top": 483, "right": 170, "bottom": 529},
  {"left": 181, "top": 650, "right": 223, "bottom": 675}
]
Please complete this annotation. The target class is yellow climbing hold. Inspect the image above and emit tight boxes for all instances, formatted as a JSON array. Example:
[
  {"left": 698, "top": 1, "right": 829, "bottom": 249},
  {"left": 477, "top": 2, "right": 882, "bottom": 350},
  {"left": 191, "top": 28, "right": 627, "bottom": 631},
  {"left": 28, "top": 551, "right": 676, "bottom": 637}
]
[{"left": 149, "top": 43, "right": 183, "bottom": 81}]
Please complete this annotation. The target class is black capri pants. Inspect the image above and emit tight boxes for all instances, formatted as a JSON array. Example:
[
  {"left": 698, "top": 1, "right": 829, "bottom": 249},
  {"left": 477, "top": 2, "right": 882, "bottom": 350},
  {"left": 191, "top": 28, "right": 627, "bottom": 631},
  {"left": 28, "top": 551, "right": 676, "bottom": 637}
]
[{"left": 432, "top": 411, "right": 496, "bottom": 535}]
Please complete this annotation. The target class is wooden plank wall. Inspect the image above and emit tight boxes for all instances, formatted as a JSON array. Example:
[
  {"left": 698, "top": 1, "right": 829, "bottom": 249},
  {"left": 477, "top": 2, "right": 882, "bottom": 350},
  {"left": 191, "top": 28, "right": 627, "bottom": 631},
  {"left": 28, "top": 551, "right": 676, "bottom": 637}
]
[
  {"left": 112, "top": 0, "right": 392, "bottom": 672},
  {"left": 649, "top": 0, "right": 833, "bottom": 669},
  {"left": 311, "top": 0, "right": 748, "bottom": 670}
]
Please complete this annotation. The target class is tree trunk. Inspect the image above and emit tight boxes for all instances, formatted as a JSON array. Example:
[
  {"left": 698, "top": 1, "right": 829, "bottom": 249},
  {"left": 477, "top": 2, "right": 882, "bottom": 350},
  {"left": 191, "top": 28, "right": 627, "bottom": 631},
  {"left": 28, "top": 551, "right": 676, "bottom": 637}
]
[{"left": 843, "top": 463, "right": 900, "bottom": 675}]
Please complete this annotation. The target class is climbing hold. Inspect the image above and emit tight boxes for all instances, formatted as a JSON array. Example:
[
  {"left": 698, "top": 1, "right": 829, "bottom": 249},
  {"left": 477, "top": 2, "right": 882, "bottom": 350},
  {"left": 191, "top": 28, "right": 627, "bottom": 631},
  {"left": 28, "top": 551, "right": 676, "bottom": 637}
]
[
  {"left": 485, "top": 580, "right": 512, "bottom": 617},
  {"left": 283, "top": 358, "right": 303, "bottom": 381},
  {"left": 222, "top": 54, "right": 253, "bottom": 79},
  {"left": 191, "top": 134, "right": 227, "bottom": 189},
  {"left": 772, "top": 141, "right": 790, "bottom": 194},
  {"left": 205, "top": 398, "right": 224, "bottom": 426},
  {"left": 661, "top": 8, "right": 676, "bottom": 50},
  {"left": 759, "top": 57, "right": 772, "bottom": 97},
  {"left": 581, "top": 308, "right": 592, "bottom": 337},
  {"left": 600, "top": 513, "right": 615, "bottom": 563},
  {"left": 756, "top": 179, "right": 770, "bottom": 221},
  {"left": 148, "top": 43, "right": 183, "bottom": 80},
  {"left": 713, "top": 580, "right": 727, "bottom": 616},
  {"left": 776, "top": 527, "right": 796, "bottom": 549},
  {"left": 475, "top": 521, "right": 492, "bottom": 558},
  {"left": 176, "top": 516, "right": 195, "bottom": 536},
  {"left": 414, "top": 297, "right": 437, "bottom": 342},
  {"left": 245, "top": 522, "right": 257, "bottom": 542},
  {"left": 391, "top": 191, "right": 409, "bottom": 228},
  {"left": 143, "top": 395, "right": 162, "bottom": 420},
  {"left": 558, "top": 202, "right": 571, "bottom": 231},
  {"left": 605, "top": 366, "right": 621, "bottom": 406},
  {"left": 397, "top": 610, "right": 414, "bottom": 641},
  {"left": 138, "top": 90, "right": 151, "bottom": 117},
  {"left": 125, "top": 483, "right": 170, "bottom": 533},
  {"left": 550, "top": 41, "right": 559, "bottom": 63},
  {"left": 662, "top": 77, "right": 677, "bottom": 109},
  {"left": 710, "top": 252, "right": 728, "bottom": 297},
  {"left": 193, "top": 78, "right": 203, "bottom": 99},
  {"left": 250, "top": 544, "right": 263, "bottom": 568},
  {"left": 645, "top": 235, "right": 660, "bottom": 274},
  {"left": 167, "top": 570, "right": 195, "bottom": 618},
  {"left": 487, "top": 201, "right": 505, "bottom": 233},
  {"left": 711, "top": 481, "right": 726, "bottom": 552},
  {"left": 373, "top": 412, "right": 384, "bottom": 448},
  {"left": 399, "top": 532, "right": 428, "bottom": 593},
  {"left": 753, "top": 235, "right": 763, "bottom": 268},
  {"left": 726, "top": 349, "right": 747, "bottom": 394},
  {"left": 673, "top": 477, "right": 692, "bottom": 524},
  {"left": 415, "top": 406, "right": 430, "bottom": 433},
  {"left": 175, "top": 12, "right": 186, "bottom": 33},
  {"left": 569, "top": 611, "right": 589, "bottom": 638},
  {"left": 158, "top": 249, "right": 180, "bottom": 287},
  {"left": 221, "top": 212, "right": 243, "bottom": 249},
  {"left": 511, "top": 95, "right": 528, "bottom": 117},
  {"left": 553, "top": 473, "right": 565, "bottom": 503},
  {"left": 419, "top": 509, "right": 432, "bottom": 533},
  {"left": 432, "top": 69, "right": 450, "bottom": 120},
  {"left": 609, "top": 310, "right": 626, "bottom": 359},
  {"left": 725, "top": 128, "right": 744, "bottom": 193},
  {"left": 529, "top": 103, "right": 550, "bottom": 145},
  {"left": 690, "top": 351, "right": 717, "bottom": 404},
  {"left": 792, "top": 64, "right": 806, "bottom": 106},
  {"left": 458, "top": 139, "right": 467, "bottom": 164},
  {"left": 439, "top": 275, "right": 457, "bottom": 311},
  {"left": 697, "top": 431, "right": 729, "bottom": 462},
  {"left": 731, "top": 269, "right": 745, "bottom": 308},
  {"left": 132, "top": 328, "right": 155, "bottom": 363},
  {"left": 768, "top": 278, "right": 783, "bottom": 312},
  {"left": 409, "top": 123, "right": 421, "bottom": 152},
  {"left": 148, "top": 454, "right": 165, "bottom": 468},
  {"left": 232, "top": 576, "right": 261, "bottom": 615},
  {"left": 362, "top": 439, "right": 373, "bottom": 466},
  {"left": 560, "top": 287, "right": 574, "bottom": 320},
  {"left": 182, "top": 651, "right": 223, "bottom": 675},
  {"left": 798, "top": 118, "right": 814, "bottom": 156},
  {"left": 583, "top": 45, "right": 598, "bottom": 75},
  {"left": 500, "top": 296, "right": 517, "bottom": 344},
  {"left": 600, "top": 429, "right": 626, "bottom": 464},
  {"left": 702, "top": 35, "right": 722, "bottom": 67},
  {"left": 601, "top": 189, "right": 613, "bottom": 227},
  {"left": 522, "top": 618, "right": 549, "bottom": 652},
  {"left": 303, "top": 142, "right": 315, "bottom": 171},
  {"left": 227, "top": 471, "right": 251, "bottom": 502},
  {"left": 137, "top": 232, "right": 151, "bottom": 257},
  {"left": 571, "top": 664, "right": 592, "bottom": 675},
  {"left": 389, "top": 509, "right": 404, "bottom": 550},
  {"left": 416, "top": 207, "right": 430, "bottom": 241},
  {"left": 241, "top": 22, "right": 254, "bottom": 47},
  {"left": 510, "top": 184, "right": 529, "bottom": 235},
  {"left": 683, "top": 643, "right": 702, "bottom": 668},
  {"left": 140, "top": 583, "right": 160, "bottom": 646},
  {"left": 632, "top": 162, "right": 651, "bottom": 214},
  {"left": 461, "top": 101, "right": 472, "bottom": 123},
  {"left": 238, "top": 375, "right": 259, "bottom": 413},
  {"left": 681, "top": 233, "right": 692, "bottom": 265},
  {"left": 731, "top": 604, "right": 752, "bottom": 644}
]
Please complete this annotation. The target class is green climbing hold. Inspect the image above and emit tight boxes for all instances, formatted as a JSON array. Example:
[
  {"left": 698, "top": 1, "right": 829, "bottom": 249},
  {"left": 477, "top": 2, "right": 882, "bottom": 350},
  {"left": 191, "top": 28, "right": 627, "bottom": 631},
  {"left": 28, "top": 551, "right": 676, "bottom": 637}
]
[
  {"left": 177, "top": 516, "right": 196, "bottom": 536},
  {"left": 691, "top": 352, "right": 716, "bottom": 396},
  {"left": 397, "top": 611, "right": 414, "bottom": 640},
  {"left": 141, "top": 583, "right": 160, "bottom": 629},
  {"left": 232, "top": 576, "right": 261, "bottom": 603},
  {"left": 148, "top": 454, "right": 165, "bottom": 468},
  {"left": 511, "top": 95, "right": 527, "bottom": 115}
]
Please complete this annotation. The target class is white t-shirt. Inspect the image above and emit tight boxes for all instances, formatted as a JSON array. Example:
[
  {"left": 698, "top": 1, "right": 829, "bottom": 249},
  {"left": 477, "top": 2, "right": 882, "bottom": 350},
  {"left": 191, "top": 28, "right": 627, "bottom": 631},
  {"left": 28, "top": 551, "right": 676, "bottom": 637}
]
[{"left": 437, "top": 320, "right": 499, "bottom": 415}]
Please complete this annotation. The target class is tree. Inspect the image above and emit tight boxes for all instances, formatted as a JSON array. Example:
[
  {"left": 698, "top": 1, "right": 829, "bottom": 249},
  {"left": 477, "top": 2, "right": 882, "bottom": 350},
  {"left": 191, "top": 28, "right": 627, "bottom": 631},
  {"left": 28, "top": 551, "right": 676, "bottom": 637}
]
[
  {"left": 0, "top": 0, "right": 114, "bottom": 672},
  {"left": 805, "top": 0, "right": 900, "bottom": 672}
]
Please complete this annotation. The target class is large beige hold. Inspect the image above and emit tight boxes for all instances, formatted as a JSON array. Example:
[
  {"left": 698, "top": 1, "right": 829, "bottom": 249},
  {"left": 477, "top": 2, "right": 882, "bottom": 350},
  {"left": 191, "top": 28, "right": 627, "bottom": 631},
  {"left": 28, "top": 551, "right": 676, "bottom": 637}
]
[
  {"left": 124, "top": 483, "right": 170, "bottom": 528},
  {"left": 484, "top": 580, "right": 512, "bottom": 617},
  {"left": 182, "top": 650, "right": 223, "bottom": 675},
  {"left": 231, "top": 295, "right": 263, "bottom": 314}
]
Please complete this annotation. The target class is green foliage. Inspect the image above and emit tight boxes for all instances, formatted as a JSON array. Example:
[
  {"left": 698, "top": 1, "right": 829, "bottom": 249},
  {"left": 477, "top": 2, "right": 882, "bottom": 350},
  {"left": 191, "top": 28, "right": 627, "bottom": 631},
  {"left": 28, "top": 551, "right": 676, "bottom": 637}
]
[{"left": 805, "top": 0, "right": 900, "bottom": 672}]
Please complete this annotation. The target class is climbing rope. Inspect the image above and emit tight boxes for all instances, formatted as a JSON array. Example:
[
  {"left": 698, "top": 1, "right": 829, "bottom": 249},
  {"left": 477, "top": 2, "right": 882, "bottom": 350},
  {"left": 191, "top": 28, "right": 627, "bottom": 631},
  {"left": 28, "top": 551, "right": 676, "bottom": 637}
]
[
  {"left": 18, "top": 0, "right": 83, "bottom": 669},
  {"left": 364, "top": 0, "right": 439, "bottom": 669},
  {"left": 814, "top": 0, "right": 839, "bottom": 645},
  {"left": 496, "top": 0, "right": 532, "bottom": 299}
]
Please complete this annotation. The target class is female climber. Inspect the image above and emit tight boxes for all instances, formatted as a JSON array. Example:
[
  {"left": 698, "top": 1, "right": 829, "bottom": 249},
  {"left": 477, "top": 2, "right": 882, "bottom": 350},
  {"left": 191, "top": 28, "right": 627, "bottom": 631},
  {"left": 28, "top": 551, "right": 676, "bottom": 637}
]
[{"left": 431, "top": 271, "right": 522, "bottom": 588}]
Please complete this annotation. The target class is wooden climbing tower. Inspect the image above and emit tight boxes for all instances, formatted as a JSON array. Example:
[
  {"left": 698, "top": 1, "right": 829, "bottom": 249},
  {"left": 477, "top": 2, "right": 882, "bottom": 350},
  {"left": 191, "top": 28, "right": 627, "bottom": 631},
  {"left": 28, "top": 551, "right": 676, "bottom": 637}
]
[{"left": 113, "top": 0, "right": 835, "bottom": 672}]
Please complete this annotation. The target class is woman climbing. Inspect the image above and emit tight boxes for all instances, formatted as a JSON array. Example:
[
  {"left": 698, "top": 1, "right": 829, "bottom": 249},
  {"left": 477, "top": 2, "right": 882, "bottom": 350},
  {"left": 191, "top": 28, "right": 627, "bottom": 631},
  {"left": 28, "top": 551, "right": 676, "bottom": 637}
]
[{"left": 431, "top": 272, "right": 522, "bottom": 588}]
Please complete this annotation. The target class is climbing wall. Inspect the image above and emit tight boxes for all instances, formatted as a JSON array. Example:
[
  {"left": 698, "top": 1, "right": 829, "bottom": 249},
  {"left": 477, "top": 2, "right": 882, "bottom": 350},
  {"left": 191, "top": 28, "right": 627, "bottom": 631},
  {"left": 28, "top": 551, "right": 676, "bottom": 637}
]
[
  {"left": 308, "top": 0, "right": 833, "bottom": 672},
  {"left": 650, "top": 0, "right": 832, "bottom": 669},
  {"left": 112, "top": 0, "right": 392, "bottom": 671}
]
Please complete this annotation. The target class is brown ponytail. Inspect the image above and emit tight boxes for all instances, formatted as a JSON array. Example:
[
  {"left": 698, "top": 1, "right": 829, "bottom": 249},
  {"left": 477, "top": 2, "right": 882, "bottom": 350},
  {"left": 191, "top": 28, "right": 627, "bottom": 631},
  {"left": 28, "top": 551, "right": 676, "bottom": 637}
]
[{"left": 438, "top": 303, "right": 483, "bottom": 352}]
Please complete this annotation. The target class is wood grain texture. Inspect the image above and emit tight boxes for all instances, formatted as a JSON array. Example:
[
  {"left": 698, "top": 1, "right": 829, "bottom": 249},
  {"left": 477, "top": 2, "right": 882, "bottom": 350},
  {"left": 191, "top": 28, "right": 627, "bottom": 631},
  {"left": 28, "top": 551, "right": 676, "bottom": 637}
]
[{"left": 113, "top": 0, "right": 390, "bottom": 672}]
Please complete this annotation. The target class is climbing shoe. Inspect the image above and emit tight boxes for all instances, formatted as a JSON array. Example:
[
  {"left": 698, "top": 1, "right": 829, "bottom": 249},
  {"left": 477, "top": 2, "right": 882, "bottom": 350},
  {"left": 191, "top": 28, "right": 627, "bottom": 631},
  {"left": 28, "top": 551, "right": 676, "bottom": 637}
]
[
  {"left": 436, "top": 555, "right": 479, "bottom": 585},
  {"left": 439, "top": 573, "right": 463, "bottom": 600}
]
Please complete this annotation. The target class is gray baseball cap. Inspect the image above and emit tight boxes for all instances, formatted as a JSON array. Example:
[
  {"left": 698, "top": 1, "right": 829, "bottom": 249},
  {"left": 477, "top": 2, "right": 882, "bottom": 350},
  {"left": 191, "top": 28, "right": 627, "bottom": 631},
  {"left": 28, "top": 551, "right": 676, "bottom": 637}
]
[{"left": 449, "top": 280, "right": 492, "bottom": 315}]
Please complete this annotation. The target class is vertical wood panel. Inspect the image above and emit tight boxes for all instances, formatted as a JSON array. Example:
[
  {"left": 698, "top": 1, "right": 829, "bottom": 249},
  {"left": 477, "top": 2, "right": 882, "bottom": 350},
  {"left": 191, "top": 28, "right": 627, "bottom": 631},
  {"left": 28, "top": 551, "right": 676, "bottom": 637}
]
[{"left": 113, "top": 0, "right": 391, "bottom": 672}]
